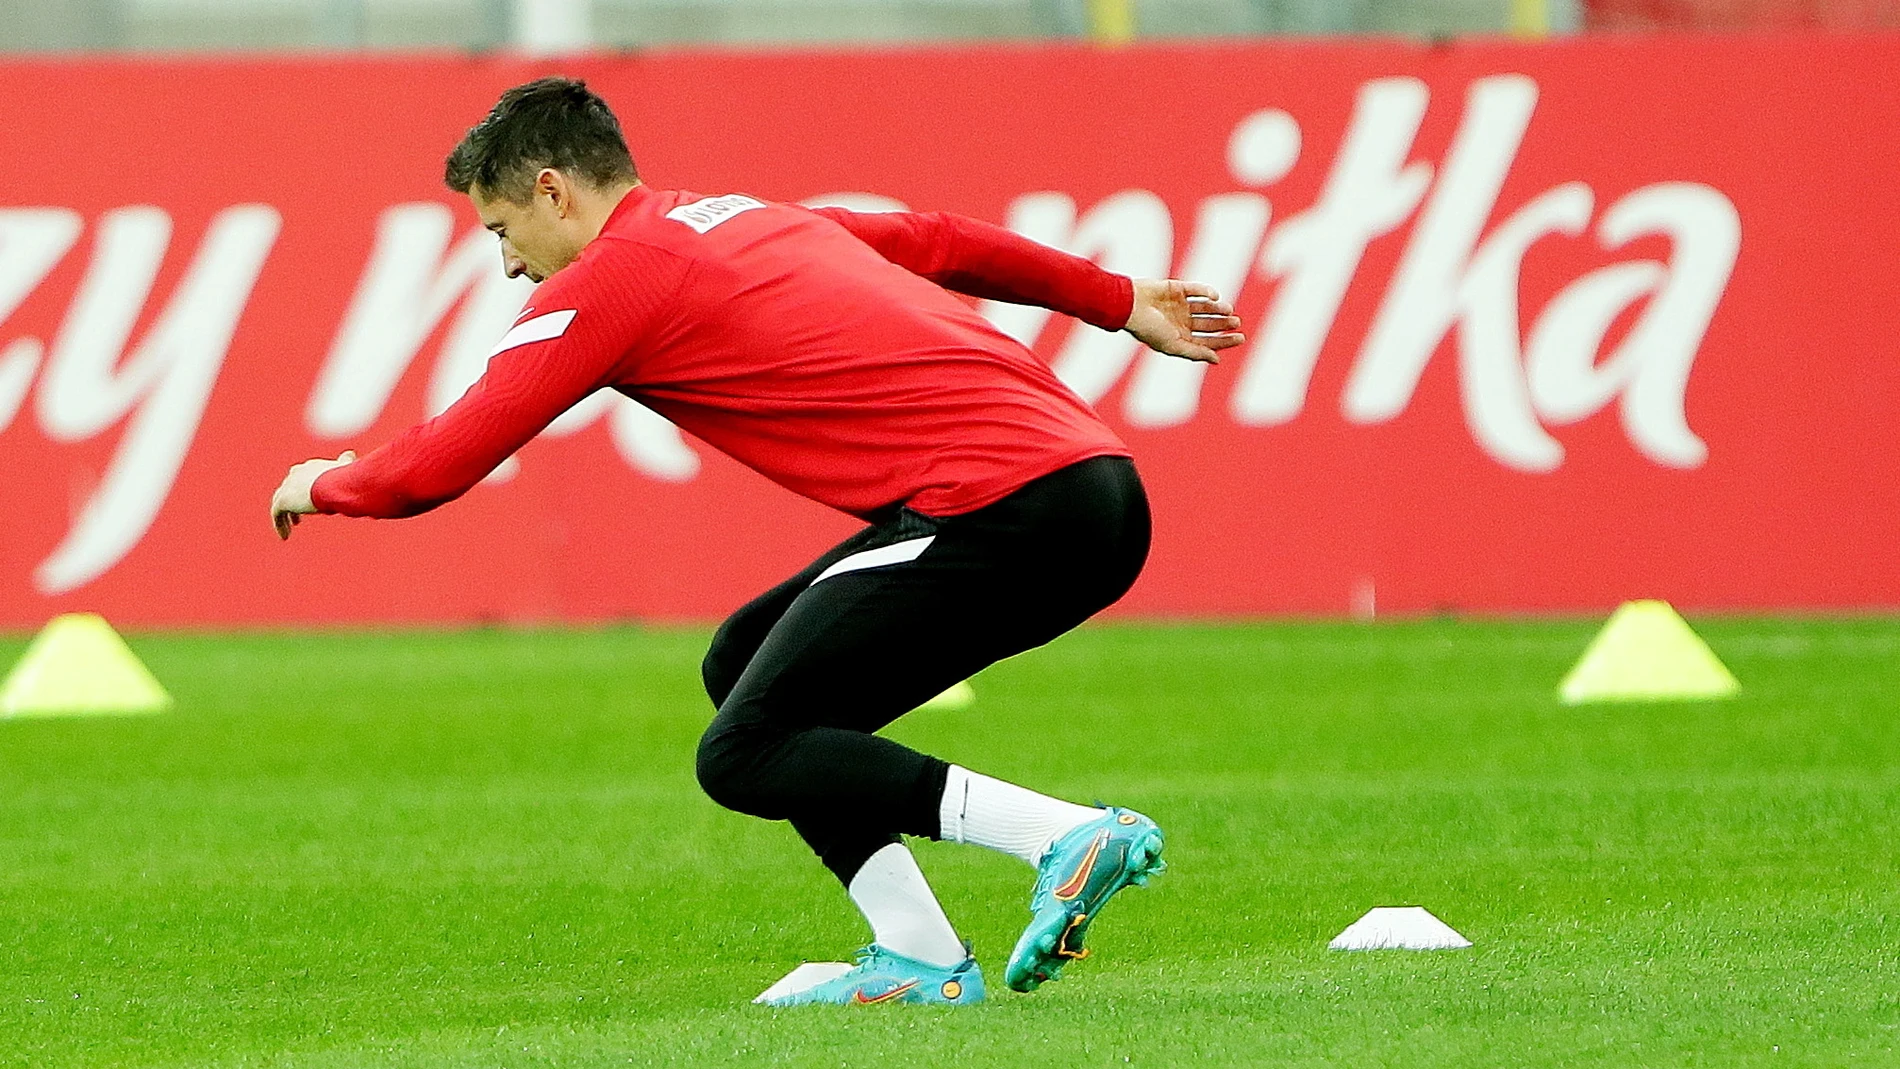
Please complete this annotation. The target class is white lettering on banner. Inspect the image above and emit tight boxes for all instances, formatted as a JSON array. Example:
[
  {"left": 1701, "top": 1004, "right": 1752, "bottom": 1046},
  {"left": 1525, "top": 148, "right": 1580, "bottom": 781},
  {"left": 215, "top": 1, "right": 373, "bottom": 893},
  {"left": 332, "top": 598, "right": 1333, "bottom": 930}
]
[
  {"left": 1122, "top": 193, "right": 1267, "bottom": 427},
  {"left": 609, "top": 397, "right": 701, "bottom": 481},
  {"left": 1046, "top": 191, "right": 1175, "bottom": 402},
  {"left": 977, "top": 191, "right": 1173, "bottom": 404},
  {"left": 33, "top": 204, "right": 281, "bottom": 594},
  {"left": 1346, "top": 75, "right": 1556, "bottom": 469},
  {"left": 1525, "top": 183, "right": 1740, "bottom": 468},
  {"left": 308, "top": 202, "right": 535, "bottom": 435},
  {"left": 1120, "top": 110, "right": 1299, "bottom": 427},
  {"left": 979, "top": 74, "right": 1736, "bottom": 471},
  {"left": 1334, "top": 75, "right": 1740, "bottom": 471},
  {"left": 0, "top": 209, "right": 83, "bottom": 432},
  {"left": 1232, "top": 79, "right": 1434, "bottom": 426}
]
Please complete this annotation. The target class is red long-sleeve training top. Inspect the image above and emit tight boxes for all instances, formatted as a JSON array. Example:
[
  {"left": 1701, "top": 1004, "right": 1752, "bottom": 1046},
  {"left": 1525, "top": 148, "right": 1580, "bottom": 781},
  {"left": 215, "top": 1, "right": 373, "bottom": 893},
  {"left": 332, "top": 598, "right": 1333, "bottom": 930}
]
[{"left": 311, "top": 186, "right": 1136, "bottom": 521}]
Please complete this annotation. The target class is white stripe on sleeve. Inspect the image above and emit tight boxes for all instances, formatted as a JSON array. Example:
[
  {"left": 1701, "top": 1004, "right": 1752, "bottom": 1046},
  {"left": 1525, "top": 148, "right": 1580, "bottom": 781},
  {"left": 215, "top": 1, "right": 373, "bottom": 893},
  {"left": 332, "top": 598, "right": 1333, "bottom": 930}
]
[{"left": 489, "top": 309, "right": 577, "bottom": 357}]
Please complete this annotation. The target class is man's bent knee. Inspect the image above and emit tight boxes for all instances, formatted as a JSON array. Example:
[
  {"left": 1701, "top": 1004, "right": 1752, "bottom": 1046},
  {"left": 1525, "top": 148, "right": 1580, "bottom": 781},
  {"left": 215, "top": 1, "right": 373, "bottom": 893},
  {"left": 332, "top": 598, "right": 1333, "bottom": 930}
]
[
  {"left": 700, "top": 648, "right": 741, "bottom": 709},
  {"left": 694, "top": 719, "right": 783, "bottom": 818},
  {"left": 700, "top": 619, "right": 757, "bottom": 708}
]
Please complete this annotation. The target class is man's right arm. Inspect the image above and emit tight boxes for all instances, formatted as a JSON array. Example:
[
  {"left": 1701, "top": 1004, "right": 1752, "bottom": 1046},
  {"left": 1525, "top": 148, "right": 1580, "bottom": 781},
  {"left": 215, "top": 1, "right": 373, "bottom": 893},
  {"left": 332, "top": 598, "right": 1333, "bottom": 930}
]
[
  {"left": 811, "top": 207, "right": 1134, "bottom": 332},
  {"left": 815, "top": 206, "right": 1244, "bottom": 364}
]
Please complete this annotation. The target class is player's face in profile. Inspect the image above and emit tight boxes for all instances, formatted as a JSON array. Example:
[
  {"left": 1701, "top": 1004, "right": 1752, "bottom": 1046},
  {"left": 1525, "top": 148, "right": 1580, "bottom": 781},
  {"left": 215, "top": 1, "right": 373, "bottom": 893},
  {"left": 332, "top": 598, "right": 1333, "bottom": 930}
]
[{"left": 472, "top": 185, "right": 574, "bottom": 284}]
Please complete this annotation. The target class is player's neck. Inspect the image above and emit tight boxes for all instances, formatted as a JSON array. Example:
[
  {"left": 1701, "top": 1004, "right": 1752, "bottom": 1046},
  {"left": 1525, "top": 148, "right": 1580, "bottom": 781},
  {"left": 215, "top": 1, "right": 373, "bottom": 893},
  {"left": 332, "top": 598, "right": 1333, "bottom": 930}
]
[
  {"left": 558, "top": 182, "right": 642, "bottom": 252},
  {"left": 572, "top": 181, "right": 642, "bottom": 247}
]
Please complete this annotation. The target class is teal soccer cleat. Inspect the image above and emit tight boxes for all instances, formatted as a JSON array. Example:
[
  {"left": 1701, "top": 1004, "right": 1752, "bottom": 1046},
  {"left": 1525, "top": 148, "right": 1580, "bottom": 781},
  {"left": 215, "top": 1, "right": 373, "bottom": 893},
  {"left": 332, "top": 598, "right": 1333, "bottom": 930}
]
[
  {"left": 755, "top": 944, "right": 985, "bottom": 1007},
  {"left": 1004, "top": 806, "right": 1166, "bottom": 992}
]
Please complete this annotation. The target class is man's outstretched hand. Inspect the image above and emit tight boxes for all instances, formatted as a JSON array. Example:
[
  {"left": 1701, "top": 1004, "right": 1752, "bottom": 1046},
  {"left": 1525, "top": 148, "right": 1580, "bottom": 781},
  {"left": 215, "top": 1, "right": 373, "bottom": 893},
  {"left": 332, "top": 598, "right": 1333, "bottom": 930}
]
[
  {"left": 271, "top": 451, "right": 355, "bottom": 541},
  {"left": 1124, "top": 278, "right": 1245, "bottom": 364}
]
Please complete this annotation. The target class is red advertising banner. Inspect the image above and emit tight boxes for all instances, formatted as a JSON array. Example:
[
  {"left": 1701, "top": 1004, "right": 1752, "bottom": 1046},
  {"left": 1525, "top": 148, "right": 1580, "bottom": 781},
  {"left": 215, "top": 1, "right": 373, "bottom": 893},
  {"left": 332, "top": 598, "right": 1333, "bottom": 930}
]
[{"left": 1, "top": 37, "right": 1896, "bottom": 627}]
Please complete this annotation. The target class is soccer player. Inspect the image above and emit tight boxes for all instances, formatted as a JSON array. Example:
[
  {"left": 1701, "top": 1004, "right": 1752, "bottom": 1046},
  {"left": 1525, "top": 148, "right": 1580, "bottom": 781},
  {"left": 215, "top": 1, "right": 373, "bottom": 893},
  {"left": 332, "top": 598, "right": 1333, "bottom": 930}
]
[{"left": 271, "top": 78, "right": 1243, "bottom": 1005}]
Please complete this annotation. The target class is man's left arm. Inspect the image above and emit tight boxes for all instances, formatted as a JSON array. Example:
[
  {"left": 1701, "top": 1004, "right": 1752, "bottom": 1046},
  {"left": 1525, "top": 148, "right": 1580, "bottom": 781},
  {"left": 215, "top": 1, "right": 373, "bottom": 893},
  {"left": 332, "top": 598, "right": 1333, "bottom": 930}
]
[
  {"left": 270, "top": 324, "right": 611, "bottom": 539},
  {"left": 272, "top": 241, "right": 688, "bottom": 539},
  {"left": 813, "top": 206, "right": 1243, "bottom": 363}
]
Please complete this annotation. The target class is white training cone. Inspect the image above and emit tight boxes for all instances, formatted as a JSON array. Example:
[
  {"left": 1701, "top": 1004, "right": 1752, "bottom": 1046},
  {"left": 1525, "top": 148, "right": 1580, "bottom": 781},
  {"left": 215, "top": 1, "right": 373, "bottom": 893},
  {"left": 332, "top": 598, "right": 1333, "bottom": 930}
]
[
  {"left": 754, "top": 961, "right": 854, "bottom": 1004},
  {"left": 1329, "top": 907, "right": 1471, "bottom": 951}
]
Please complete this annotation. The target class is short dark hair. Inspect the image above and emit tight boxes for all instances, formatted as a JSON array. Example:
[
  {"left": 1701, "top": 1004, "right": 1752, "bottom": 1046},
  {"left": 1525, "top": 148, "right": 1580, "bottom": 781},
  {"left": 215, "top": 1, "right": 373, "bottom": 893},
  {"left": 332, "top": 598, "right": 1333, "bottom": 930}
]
[{"left": 445, "top": 77, "right": 638, "bottom": 203}]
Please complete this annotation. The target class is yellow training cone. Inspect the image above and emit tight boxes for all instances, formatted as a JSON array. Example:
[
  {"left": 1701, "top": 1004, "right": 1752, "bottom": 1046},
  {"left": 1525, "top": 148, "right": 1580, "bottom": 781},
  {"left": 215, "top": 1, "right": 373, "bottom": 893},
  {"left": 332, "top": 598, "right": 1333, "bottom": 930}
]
[
  {"left": 0, "top": 613, "right": 172, "bottom": 718},
  {"left": 918, "top": 679, "right": 976, "bottom": 712},
  {"left": 1559, "top": 600, "right": 1739, "bottom": 704}
]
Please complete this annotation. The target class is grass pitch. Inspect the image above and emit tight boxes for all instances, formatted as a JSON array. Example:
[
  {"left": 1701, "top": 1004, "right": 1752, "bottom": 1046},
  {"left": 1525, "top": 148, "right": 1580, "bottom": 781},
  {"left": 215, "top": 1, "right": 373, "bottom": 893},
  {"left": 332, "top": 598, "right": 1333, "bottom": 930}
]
[{"left": 1, "top": 618, "right": 1897, "bottom": 1067}]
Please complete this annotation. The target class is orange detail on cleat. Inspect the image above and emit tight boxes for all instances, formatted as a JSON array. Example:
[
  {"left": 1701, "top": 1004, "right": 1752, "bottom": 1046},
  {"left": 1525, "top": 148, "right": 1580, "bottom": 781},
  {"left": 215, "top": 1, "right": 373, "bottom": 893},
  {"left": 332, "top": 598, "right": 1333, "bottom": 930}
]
[
  {"left": 852, "top": 980, "right": 920, "bottom": 1004},
  {"left": 1052, "top": 831, "right": 1108, "bottom": 901},
  {"left": 1056, "top": 912, "right": 1092, "bottom": 959}
]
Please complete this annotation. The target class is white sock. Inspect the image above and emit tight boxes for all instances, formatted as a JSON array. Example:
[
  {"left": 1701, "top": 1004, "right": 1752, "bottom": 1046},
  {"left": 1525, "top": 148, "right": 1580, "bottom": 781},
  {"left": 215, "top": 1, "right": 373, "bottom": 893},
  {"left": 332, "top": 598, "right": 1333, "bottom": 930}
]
[
  {"left": 938, "top": 765, "right": 1103, "bottom": 868},
  {"left": 846, "top": 843, "right": 967, "bottom": 969}
]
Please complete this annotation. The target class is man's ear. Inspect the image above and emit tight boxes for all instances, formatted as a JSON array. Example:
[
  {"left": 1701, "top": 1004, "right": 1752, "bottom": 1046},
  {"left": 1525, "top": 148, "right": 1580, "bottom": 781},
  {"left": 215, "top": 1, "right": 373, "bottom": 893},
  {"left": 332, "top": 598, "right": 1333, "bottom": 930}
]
[{"left": 535, "top": 168, "right": 567, "bottom": 215}]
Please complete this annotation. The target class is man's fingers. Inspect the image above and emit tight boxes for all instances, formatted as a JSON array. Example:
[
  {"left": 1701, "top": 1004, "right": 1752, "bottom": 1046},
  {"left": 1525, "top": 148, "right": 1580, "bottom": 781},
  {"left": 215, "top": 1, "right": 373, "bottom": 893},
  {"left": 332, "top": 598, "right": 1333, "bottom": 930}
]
[
  {"left": 1190, "top": 313, "right": 1242, "bottom": 332},
  {"left": 1166, "top": 339, "right": 1220, "bottom": 364},
  {"left": 274, "top": 507, "right": 292, "bottom": 541},
  {"left": 1128, "top": 281, "right": 1240, "bottom": 363}
]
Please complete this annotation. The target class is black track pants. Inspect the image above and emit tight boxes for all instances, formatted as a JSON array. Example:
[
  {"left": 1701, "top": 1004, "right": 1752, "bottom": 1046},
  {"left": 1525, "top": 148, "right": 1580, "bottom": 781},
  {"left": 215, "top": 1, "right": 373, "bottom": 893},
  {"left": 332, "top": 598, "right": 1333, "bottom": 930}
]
[{"left": 694, "top": 455, "right": 1151, "bottom": 884}]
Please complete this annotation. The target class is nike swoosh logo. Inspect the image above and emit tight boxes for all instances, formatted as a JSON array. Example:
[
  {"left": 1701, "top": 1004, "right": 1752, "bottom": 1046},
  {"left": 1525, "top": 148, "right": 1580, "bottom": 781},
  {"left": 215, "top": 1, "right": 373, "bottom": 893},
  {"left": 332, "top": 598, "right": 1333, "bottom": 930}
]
[
  {"left": 514, "top": 307, "right": 535, "bottom": 323},
  {"left": 1052, "top": 831, "right": 1109, "bottom": 901},
  {"left": 852, "top": 980, "right": 920, "bottom": 1004}
]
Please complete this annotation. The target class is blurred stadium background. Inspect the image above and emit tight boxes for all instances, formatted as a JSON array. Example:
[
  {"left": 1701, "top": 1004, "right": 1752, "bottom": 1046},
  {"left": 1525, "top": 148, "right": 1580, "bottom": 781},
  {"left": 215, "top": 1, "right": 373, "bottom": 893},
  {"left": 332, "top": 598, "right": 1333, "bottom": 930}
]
[
  {"left": 12, "top": 0, "right": 1546, "bottom": 52},
  {"left": 2, "top": 0, "right": 1898, "bottom": 1066},
  {"left": 7, "top": 0, "right": 1899, "bottom": 53}
]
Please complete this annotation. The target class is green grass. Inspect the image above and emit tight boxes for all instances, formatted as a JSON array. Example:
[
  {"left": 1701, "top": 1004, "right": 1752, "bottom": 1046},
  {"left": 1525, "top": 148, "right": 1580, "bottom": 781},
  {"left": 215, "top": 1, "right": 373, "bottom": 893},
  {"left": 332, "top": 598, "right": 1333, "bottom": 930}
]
[{"left": 1, "top": 618, "right": 1897, "bottom": 1067}]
